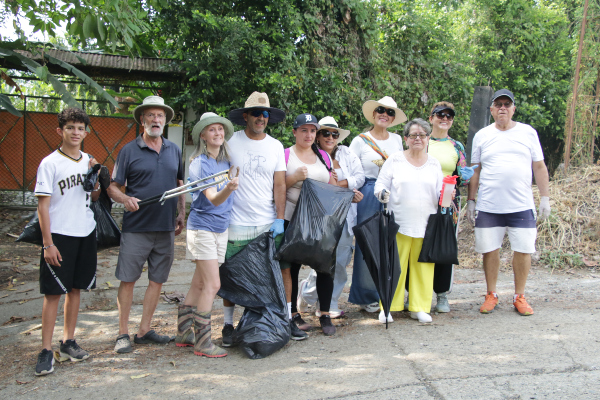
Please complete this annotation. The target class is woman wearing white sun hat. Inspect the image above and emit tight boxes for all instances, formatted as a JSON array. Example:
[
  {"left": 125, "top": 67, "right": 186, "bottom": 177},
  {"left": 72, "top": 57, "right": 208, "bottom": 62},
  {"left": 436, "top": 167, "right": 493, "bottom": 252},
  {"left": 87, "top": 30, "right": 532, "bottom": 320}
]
[
  {"left": 297, "top": 116, "right": 365, "bottom": 319},
  {"left": 347, "top": 96, "right": 407, "bottom": 312}
]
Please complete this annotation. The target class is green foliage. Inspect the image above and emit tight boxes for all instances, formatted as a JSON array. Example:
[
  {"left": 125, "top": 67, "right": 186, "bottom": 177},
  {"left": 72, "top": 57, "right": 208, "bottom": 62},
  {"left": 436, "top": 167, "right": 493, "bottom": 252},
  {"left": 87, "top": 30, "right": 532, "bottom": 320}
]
[{"left": 540, "top": 249, "right": 585, "bottom": 269}]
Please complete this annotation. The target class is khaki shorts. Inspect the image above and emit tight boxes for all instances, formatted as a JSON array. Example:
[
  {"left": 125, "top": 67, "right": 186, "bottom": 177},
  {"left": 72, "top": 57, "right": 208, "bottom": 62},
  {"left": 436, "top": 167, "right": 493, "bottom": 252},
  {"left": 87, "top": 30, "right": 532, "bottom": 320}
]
[{"left": 186, "top": 229, "right": 228, "bottom": 263}]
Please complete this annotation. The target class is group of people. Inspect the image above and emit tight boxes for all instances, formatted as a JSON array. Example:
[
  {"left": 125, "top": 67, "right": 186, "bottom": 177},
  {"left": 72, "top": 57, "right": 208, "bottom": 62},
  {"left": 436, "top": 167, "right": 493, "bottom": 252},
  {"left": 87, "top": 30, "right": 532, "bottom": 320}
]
[{"left": 32, "top": 88, "right": 551, "bottom": 376}]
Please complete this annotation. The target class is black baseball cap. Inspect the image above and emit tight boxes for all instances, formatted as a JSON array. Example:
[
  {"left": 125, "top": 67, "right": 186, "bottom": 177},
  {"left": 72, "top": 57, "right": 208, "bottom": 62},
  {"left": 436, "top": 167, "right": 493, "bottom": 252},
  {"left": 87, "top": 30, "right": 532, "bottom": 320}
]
[
  {"left": 491, "top": 89, "right": 515, "bottom": 104},
  {"left": 293, "top": 113, "right": 320, "bottom": 129}
]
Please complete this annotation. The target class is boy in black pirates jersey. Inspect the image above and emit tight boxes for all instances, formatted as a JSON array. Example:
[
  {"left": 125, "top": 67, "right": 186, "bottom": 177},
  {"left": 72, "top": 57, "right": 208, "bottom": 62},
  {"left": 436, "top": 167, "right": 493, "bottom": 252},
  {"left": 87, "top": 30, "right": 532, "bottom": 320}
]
[{"left": 33, "top": 108, "right": 100, "bottom": 376}]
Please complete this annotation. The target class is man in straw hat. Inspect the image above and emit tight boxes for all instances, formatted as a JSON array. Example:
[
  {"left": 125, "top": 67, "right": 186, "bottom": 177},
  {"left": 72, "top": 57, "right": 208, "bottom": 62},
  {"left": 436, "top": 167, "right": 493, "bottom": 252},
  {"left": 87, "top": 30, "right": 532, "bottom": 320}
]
[
  {"left": 467, "top": 88, "right": 550, "bottom": 317},
  {"left": 108, "top": 95, "right": 185, "bottom": 353},
  {"left": 221, "top": 91, "right": 308, "bottom": 344}
]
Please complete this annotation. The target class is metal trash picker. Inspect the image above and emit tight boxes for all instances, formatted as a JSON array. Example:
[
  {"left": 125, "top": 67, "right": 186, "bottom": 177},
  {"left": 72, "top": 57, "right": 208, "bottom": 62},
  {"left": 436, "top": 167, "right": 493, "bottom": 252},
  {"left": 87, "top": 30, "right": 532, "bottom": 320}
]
[{"left": 137, "top": 166, "right": 240, "bottom": 207}]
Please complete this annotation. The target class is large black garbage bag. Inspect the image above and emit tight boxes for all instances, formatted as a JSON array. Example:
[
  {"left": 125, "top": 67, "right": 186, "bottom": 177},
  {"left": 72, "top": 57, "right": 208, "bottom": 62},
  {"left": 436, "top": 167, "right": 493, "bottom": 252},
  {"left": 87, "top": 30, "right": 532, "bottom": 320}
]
[
  {"left": 83, "top": 163, "right": 102, "bottom": 192},
  {"left": 217, "top": 232, "right": 290, "bottom": 359},
  {"left": 275, "top": 178, "right": 354, "bottom": 275},
  {"left": 16, "top": 212, "right": 43, "bottom": 246},
  {"left": 418, "top": 206, "right": 459, "bottom": 265}
]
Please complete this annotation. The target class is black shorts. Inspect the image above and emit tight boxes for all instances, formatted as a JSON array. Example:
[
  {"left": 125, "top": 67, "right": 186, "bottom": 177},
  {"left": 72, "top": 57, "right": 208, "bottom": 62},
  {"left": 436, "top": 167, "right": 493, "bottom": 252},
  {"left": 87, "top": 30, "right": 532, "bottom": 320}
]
[{"left": 39, "top": 229, "right": 97, "bottom": 295}]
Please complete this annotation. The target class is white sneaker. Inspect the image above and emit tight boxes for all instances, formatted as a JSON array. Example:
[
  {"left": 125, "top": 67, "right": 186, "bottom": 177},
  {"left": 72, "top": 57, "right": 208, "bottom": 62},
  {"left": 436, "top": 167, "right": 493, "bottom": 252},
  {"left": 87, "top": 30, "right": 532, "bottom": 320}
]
[
  {"left": 297, "top": 279, "right": 310, "bottom": 313},
  {"left": 316, "top": 306, "right": 345, "bottom": 319},
  {"left": 361, "top": 302, "right": 380, "bottom": 313},
  {"left": 378, "top": 310, "right": 393, "bottom": 324},
  {"left": 410, "top": 311, "right": 432, "bottom": 323}
]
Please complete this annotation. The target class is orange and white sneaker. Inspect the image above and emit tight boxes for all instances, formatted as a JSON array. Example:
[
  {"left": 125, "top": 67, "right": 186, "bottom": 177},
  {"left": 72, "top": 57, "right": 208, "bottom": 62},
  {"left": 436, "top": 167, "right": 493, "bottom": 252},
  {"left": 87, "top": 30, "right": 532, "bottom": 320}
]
[
  {"left": 513, "top": 294, "right": 534, "bottom": 316},
  {"left": 480, "top": 291, "right": 499, "bottom": 314}
]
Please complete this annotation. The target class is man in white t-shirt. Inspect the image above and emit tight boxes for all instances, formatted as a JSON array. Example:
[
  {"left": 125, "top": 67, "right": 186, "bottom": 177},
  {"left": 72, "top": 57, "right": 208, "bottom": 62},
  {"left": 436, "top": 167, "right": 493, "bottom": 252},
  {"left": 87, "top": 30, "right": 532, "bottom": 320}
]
[
  {"left": 223, "top": 92, "right": 308, "bottom": 343},
  {"left": 467, "top": 89, "right": 551, "bottom": 316}
]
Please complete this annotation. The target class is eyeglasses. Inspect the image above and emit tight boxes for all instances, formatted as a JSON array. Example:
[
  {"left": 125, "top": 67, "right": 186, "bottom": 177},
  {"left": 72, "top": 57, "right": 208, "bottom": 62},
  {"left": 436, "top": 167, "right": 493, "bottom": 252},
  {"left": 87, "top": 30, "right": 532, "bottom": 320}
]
[
  {"left": 317, "top": 129, "right": 340, "bottom": 139},
  {"left": 493, "top": 101, "right": 513, "bottom": 109},
  {"left": 433, "top": 111, "right": 454, "bottom": 121},
  {"left": 374, "top": 106, "right": 396, "bottom": 117},
  {"left": 249, "top": 110, "right": 270, "bottom": 118},
  {"left": 144, "top": 112, "right": 166, "bottom": 120},
  {"left": 406, "top": 133, "right": 430, "bottom": 140}
]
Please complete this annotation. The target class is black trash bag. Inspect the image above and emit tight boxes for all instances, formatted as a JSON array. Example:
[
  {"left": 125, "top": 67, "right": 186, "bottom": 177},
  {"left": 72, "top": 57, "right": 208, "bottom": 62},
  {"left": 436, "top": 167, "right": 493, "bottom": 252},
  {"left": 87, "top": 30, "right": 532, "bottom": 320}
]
[
  {"left": 418, "top": 205, "right": 459, "bottom": 265},
  {"left": 83, "top": 163, "right": 102, "bottom": 192},
  {"left": 16, "top": 212, "right": 43, "bottom": 246},
  {"left": 91, "top": 198, "right": 121, "bottom": 250},
  {"left": 275, "top": 178, "right": 354, "bottom": 276},
  {"left": 217, "top": 232, "right": 290, "bottom": 359}
]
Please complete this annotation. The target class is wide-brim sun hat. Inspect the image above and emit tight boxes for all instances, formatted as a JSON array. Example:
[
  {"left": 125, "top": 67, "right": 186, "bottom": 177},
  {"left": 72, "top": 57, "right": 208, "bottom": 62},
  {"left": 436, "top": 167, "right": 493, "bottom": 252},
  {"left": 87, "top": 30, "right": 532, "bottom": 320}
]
[
  {"left": 362, "top": 96, "right": 407, "bottom": 128},
  {"left": 192, "top": 112, "right": 235, "bottom": 145},
  {"left": 318, "top": 116, "right": 351, "bottom": 142},
  {"left": 228, "top": 91, "right": 286, "bottom": 126},
  {"left": 133, "top": 95, "right": 175, "bottom": 125}
]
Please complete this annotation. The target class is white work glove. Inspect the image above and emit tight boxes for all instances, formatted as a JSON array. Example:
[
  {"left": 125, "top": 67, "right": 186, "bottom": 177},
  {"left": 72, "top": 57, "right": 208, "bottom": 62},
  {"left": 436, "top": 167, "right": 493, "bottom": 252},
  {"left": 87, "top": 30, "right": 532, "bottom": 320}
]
[
  {"left": 466, "top": 200, "right": 476, "bottom": 226},
  {"left": 538, "top": 196, "right": 551, "bottom": 220},
  {"left": 377, "top": 189, "right": 390, "bottom": 204}
]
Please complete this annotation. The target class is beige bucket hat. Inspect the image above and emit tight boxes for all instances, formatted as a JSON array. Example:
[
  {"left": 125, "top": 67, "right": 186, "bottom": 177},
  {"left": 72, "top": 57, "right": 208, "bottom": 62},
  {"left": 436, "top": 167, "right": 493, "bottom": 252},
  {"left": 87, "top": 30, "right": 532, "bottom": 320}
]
[
  {"left": 317, "top": 116, "right": 351, "bottom": 142},
  {"left": 133, "top": 96, "right": 174, "bottom": 125},
  {"left": 228, "top": 92, "right": 286, "bottom": 126},
  {"left": 191, "top": 112, "right": 234, "bottom": 145},
  {"left": 362, "top": 96, "right": 407, "bottom": 127}
]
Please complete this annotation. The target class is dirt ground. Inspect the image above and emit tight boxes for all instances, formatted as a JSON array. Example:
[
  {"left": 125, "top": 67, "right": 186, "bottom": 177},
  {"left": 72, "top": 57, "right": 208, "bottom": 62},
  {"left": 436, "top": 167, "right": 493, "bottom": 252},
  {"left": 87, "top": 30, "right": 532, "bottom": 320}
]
[{"left": 1, "top": 207, "right": 599, "bottom": 399}]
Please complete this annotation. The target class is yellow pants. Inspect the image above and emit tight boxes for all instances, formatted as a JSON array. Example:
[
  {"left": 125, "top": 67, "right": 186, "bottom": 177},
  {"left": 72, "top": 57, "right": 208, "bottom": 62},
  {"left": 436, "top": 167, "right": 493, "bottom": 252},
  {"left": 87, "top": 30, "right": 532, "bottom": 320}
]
[{"left": 387, "top": 233, "right": 435, "bottom": 312}]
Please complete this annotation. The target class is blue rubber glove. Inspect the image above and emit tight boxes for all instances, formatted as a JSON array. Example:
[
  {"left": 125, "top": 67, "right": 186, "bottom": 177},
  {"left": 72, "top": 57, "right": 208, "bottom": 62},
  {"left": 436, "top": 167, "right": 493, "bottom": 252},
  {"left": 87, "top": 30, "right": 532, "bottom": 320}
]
[
  {"left": 269, "top": 219, "right": 285, "bottom": 238},
  {"left": 459, "top": 165, "right": 479, "bottom": 181}
]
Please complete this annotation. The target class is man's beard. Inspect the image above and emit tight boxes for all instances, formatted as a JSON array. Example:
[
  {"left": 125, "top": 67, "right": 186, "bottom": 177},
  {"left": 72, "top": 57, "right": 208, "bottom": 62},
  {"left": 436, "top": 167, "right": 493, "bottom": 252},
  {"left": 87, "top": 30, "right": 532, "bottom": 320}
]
[{"left": 144, "top": 122, "right": 164, "bottom": 137}]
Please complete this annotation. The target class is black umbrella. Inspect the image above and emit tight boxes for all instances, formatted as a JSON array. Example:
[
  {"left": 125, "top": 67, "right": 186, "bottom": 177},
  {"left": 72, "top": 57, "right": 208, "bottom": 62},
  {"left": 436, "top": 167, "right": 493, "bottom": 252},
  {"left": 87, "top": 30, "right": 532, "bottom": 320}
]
[{"left": 352, "top": 205, "right": 401, "bottom": 328}]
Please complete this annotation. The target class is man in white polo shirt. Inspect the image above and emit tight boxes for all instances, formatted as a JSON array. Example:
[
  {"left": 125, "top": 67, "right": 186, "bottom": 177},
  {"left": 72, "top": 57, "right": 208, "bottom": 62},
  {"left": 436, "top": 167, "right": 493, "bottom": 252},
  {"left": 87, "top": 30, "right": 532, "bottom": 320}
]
[{"left": 467, "top": 89, "right": 551, "bottom": 316}]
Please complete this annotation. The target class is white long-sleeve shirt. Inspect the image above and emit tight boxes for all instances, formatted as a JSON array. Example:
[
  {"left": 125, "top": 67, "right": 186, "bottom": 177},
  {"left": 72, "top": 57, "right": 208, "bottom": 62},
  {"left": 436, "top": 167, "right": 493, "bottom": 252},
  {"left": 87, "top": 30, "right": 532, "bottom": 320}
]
[
  {"left": 374, "top": 151, "right": 442, "bottom": 238},
  {"left": 335, "top": 145, "right": 365, "bottom": 234}
]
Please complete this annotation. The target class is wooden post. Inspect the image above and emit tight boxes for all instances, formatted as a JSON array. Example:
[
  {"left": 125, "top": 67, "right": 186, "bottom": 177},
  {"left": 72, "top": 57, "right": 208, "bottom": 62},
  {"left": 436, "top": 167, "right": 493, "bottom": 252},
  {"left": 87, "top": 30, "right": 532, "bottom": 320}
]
[
  {"left": 466, "top": 86, "right": 493, "bottom": 165},
  {"left": 564, "top": 0, "right": 590, "bottom": 169},
  {"left": 591, "top": 68, "right": 600, "bottom": 164}
]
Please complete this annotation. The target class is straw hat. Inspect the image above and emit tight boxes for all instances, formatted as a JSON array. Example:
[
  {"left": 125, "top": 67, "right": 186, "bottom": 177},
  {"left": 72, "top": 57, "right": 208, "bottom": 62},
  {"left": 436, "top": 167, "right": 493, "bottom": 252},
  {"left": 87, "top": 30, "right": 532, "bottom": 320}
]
[
  {"left": 191, "top": 112, "right": 234, "bottom": 145},
  {"left": 228, "top": 92, "right": 286, "bottom": 126},
  {"left": 133, "top": 96, "right": 174, "bottom": 125},
  {"left": 318, "top": 116, "right": 351, "bottom": 142},
  {"left": 362, "top": 96, "right": 407, "bottom": 128}
]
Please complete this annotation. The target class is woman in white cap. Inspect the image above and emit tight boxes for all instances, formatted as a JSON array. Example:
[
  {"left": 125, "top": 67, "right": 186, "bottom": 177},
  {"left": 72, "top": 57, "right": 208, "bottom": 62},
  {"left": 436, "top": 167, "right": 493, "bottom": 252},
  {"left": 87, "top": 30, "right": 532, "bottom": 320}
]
[
  {"left": 348, "top": 97, "right": 407, "bottom": 313},
  {"left": 175, "top": 112, "right": 239, "bottom": 358},
  {"left": 297, "top": 116, "right": 365, "bottom": 319},
  {"left": 284, "top": 113, "right": 338, "bottom": 336}
]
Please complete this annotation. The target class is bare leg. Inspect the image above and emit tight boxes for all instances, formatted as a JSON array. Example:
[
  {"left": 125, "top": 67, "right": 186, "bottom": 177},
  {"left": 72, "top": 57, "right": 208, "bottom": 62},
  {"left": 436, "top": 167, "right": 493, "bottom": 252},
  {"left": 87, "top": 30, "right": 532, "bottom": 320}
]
[
  {"left": 138, "top": 280, "right": 163, "bottom": 337},
  {"left": 41, "top": 294, "right": 61, "bottom": 350},
  {"left": 117, "top": 281, "right": 135, "bottom": 335},
  {"left": 513, "top": 251, "right": 531, "bottom": 294},
  {"left": 223, "top": 299, "right": 235, "bottom": 307},
  {"left": 185, "top": 259, "right": 220, "bottom": 312},
  {"left": 281, "top": 268, "right": 292, "bottom": 303},
  {"left": 63, "top": 289, "right": 81, "bottom": 341},
  {"left": 483, "top": 249, "right": 500, "bottom": 293}
]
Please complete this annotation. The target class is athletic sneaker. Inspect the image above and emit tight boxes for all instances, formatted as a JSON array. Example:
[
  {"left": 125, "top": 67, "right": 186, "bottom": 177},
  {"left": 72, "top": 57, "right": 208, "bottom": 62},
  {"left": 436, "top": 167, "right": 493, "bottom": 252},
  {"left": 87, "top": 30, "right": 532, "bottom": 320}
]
[
  {"left": 290, "top": 319, "right": 308, "bottom": 341},
  {"left": 360, "top": 302, "right": 380, "bottom": 313},
  {"left": 378, "top": 310, "right": 393, "bottom": 324},
  {"left": 513, "top": 294, "right": 534, "bottom": 316},
  {"left": 435, "top": 292, "right": 451, "bottom": 313},
  {"left": 221, "top": 324, "right": 234, "bottom": 348},
  {"left": 410, "top": 311, "right": 432, "bottom": 323},
  {"left": 292, "top": 313, "right": 312, "bottom": 331},
  {"left": 35, "top": 348, "right": 54, "bottom": 376},
  {"left": 114, "top": 334, "right": 132, "bottom": 354},
  {"left": 480, "top": 291, "right": 499, "bottom": 314},
  {"left": 58, "top": 339, "right": 89, "bottom": 362},
  {"left": 319, "top": 315, "right": 336, "bottom": 336},
  {"left": 297, "top": 279, "right": 310, "bottom": 313}
]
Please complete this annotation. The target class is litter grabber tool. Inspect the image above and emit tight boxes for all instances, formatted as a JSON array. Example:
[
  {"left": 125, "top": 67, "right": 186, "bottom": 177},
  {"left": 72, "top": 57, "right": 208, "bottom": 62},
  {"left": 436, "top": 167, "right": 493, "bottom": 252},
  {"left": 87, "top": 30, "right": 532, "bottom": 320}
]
[{"left": 137, "top": 166, "right": 239, "bottom": 207}]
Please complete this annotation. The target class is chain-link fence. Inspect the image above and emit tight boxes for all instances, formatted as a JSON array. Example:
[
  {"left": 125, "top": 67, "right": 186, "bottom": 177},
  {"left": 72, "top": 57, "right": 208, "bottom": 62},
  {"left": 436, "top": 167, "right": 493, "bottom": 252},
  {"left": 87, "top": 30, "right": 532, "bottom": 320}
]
[{"left": 0, "top": 95, "right": 141, "bottom": 206}]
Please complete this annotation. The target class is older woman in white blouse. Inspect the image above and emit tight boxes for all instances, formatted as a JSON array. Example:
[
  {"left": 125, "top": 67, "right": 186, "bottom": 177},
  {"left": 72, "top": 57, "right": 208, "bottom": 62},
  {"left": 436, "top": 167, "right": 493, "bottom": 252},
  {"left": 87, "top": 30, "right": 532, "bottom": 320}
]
[{"left": 374, "top": 118, "right": 442, "bottom": 324}]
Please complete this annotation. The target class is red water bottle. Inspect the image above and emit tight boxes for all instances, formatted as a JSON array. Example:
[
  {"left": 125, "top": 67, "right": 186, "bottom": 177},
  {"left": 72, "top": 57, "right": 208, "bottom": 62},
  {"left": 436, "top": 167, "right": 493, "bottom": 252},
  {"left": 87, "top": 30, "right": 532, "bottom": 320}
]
[{"left": 439, "top": 175, "right": 458, "bottom": 207}]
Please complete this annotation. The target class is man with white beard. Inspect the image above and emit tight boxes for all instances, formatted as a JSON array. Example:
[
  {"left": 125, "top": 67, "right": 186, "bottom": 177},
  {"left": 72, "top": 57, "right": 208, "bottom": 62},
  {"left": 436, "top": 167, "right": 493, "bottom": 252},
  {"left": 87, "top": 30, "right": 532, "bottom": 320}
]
[{"left": 107, "top": 96, "right": 185, "bottom": 353}]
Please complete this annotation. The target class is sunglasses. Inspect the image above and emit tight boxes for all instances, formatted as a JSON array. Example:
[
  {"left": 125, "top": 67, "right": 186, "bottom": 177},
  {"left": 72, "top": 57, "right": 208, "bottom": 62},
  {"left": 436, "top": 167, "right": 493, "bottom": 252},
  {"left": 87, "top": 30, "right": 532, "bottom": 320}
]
[
  {"left": 433, "top": 111, "right": 454, "bottom": 121},
  {"left": 374, "top": 106, "right": 396, "bottom": 117},
  {"left": 249, "top": 110, "right": 270, "bottom": 118},
  {"left": 317, "top": 129, "right": 340, "bottom": 139},
  {"left": 406, "top": 133, "right": 430, "bottom": 140},
  {"left": 493, "top": 101, "right": 513, "bottom": 109}
]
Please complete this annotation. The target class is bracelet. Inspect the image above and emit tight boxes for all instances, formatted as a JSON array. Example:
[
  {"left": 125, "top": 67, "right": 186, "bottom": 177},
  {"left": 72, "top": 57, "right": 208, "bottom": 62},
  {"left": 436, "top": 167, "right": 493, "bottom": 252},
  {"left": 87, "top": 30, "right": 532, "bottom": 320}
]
[
  {"left": 43, "top": 244, "right": 55, "bottom": 250},
  {"left": 467, "top": 198, "right": 476, "bottom": 202},
  {"left": 93, "top": 186, "right": 101, "bottom": 192}
]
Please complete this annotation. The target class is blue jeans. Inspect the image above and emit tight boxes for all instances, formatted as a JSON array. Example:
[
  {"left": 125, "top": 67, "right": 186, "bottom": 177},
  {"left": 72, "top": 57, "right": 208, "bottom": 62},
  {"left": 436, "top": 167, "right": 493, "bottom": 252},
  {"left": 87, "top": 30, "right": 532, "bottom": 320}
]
[{"left": 348, "top": 178, "right": 382, "bottom": 305}]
